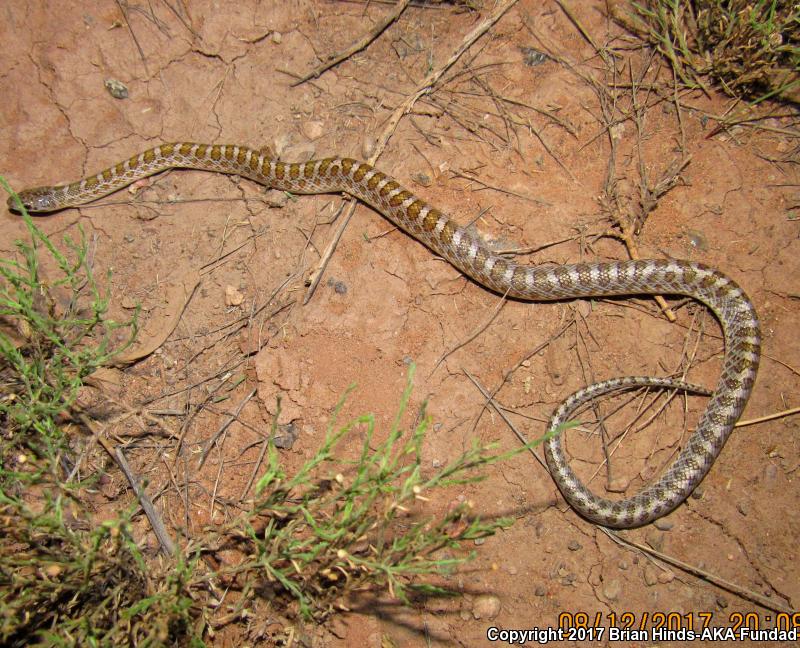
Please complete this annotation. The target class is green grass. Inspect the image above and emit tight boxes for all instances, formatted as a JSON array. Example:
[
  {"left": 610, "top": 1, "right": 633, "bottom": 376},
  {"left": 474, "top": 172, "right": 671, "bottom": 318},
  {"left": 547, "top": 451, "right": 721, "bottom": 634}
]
[
  {"left": 1, "top": 178, "right": 138, "bottom": 471},
  {"left": 614, "top": 0, "right": 799, "bottom": 103},
  {"left": 0, "top": 177, "right": 558, "bottom": 642},
  {"left": 0, "top": 491, "right": 202, "bottom": 647},
  {"left": 214, "top": 370, "right": 547, "bottom": 621}
]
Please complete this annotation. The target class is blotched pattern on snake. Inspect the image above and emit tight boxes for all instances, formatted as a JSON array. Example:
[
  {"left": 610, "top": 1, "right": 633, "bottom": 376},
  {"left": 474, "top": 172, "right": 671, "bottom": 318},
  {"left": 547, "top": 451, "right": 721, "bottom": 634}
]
[{"left": 8, "top": 142, "right": 761, "bottom": 528}]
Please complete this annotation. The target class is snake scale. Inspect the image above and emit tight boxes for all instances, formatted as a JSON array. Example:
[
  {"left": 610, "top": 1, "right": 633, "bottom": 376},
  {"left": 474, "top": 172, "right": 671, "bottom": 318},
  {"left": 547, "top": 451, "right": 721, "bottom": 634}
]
[{"left": 8, "top": 142, "right": 761, "bottom": 528}]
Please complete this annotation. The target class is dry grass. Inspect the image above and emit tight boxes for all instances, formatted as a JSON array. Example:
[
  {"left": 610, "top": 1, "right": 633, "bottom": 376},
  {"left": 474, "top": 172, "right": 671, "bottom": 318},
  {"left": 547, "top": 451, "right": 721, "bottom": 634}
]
[{"left": 612, "top": 0, "right": 800, "bottom": 103}]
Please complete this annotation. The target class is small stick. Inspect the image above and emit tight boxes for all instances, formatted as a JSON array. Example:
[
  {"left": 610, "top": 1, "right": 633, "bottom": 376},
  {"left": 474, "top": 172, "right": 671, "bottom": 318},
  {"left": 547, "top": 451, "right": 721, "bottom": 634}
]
[
  {"left": 735, "top": 405, "right": 800, "bottom": 428},
  {"left": 304, "top": 0, "right": 520, "bottom": 302},
  {"left": 603, "top": 529, "right": 794, "bottom": 615},
  {"left": 114, "top": 0, "right": 149, "bottom": 75},
  {"left": 292, "top": 0, "right": 412, "bottom": 86},
  {"left": 430, "top": 289, "right": 509, "bottom": 376},
  {"left": 472, "top": 318, "right": 575, "bottom": 433},
  {"left": 463, "top": 369, "right": 548, "bottom": 471},
  {"left": 303, "top": 203, "right": 355, "bottom": 304},
  {"left": 83, "top": 416, "right": 177, "bottom": 556},
  {"left": 197, "top": 388, "right": 257, "bottom": 470}
]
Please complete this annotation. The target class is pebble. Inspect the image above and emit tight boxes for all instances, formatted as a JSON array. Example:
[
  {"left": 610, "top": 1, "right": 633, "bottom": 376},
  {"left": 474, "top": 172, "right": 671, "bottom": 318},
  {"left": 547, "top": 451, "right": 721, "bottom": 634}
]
[
  {"left": 271, "top": 31, "right": 282, "bottom": 44},
  {"left": 472, "top": 594, "right": 501, "bottom": 620},
  {"left": 687, "top": 230, "right": 709, "bottom": 251},
  {"left": 411, "top": 172, "right": 433, "bottom": 187},
  {"left": 104, "top": 78, "right": 129, "bottom": 99},
  {"left": 643, "top": 565, "right": 659, "bottom": 586},
  {"left": 264, "top": 189, "right": 288, "bottom": 208},
  {"left": 657, "top": 570, "right": 675, "bottom": 584},
  {"left": 302, "top": 120, "right": 325, "bottom": 141},
  {"left": 520, "top": 46, "right": 548, "bottom": 67},
  {"left": 607, "top": 478, "right": 630, "bottom": 493},
  {"left": 567, "top": 540, "right": 581, "bottom": 551},
  {"left": 534, "top": 585, "right": 547, "bottom": 597},
  {"left": 602, "top": 579, "right": 621, "bottom": 601},
  {"left": 121, "top": 296, "right": 137, "bottom": 309},
  {"left": 764, "top": 464, "right": 778, "bottom": 484},
  {"left": 653, "top": 518, "right": 674, "bottom": 531},
  {"left": 273, "top": 423, "right": 298, "bottom": 449},
  {"left": 225, "top": 285, "right": 245, "bottom": 306},
  {"left": 361, "top": 136, "right": 377, "bottom": 159}
]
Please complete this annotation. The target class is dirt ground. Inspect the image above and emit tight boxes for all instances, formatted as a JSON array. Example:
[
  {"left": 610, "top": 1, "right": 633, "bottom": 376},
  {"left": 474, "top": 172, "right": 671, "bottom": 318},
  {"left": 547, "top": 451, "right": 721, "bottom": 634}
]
[{"left": 1, "top": 1, "right": 798, "bottom": 646}]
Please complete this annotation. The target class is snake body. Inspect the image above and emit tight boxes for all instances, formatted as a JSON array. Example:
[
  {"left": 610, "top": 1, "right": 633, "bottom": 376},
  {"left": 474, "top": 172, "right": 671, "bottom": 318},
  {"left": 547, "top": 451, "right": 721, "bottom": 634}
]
[{"left": 8, "top": 142, "right": 761, "bottom": 528}]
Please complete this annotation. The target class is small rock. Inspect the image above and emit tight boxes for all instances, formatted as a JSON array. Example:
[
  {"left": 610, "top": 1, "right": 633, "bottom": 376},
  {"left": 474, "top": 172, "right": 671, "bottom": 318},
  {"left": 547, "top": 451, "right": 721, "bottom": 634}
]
[
  {"left": 653, "top": 518, "right": 674, "bottom": 531},
  {"left": 763, "top": 464, "right": 778, "bottom": 484},
  {"left": 302, "top": 120, "right": 325, "bottom": 141},
  {"left": 567, "top": 540, "right": 581, "bottom": 551},
  {"left": 264, "top": 189, "right": 288, "bottom": 208},
  {"left": 281, "top": 143, "right": 316, "bottom": 163},
  {"left": 104, "top": 78, "right": 129, "bottom": 99},
  {"left": 121, "top": 296, "right": 137, "bottom": 309},
  {"left": 272, "top": 423, "right": 298, "bottom": 449},
  {"left": 716, "top": 596, "right": 729, "bottom": 609},
  {"left": 687, "top": 230, "right": 709, "bottom": 251},
  {"left": 534, "top": 585, "right": 547, "bottom": 597},
  {"left": 225, "top": 285, "right": 245, "bottom": 306},
  {"left": 618, "top": 560, "right": 628, "bottom": 570},
  {"left": 411, "top": 172, "right": 433, "bottom": 187},
  {"left": 645, "top": 531, "right": 664, "bottom": 552},
  {"left": 657, "top": 570, "right": 675, "bottom": 584},
  {"left": 362, "top": 136, "right": 377, "bottom": 159},
  {"left": 602, "top": 579, "right": 621, "bottom": 601},
  {"left": 507, "top": 566, "right": 517, "bottom": 575},
  {"left": 736, "top": 502, "right": 749, "bottom": 516},
  {"left": 520, "top": 46, "right": 548, "bottom": 67},
  {"left": 473, "top": 537, "right": 485, "bottom": 546},
  {"left": 471, "top": 594, "right": 501, "bottom": 620},
  {"left": 271, "top": 31, "right": 282, "bottom": 44},
  {"left": 607, "top": 478, "right": 630, "bottom": 493},
  {"left": 556, "top": 567, "right": 575, "bottom": 585},
  {"left": 643, "top": 565, "right": 659, "bottom": 586}
]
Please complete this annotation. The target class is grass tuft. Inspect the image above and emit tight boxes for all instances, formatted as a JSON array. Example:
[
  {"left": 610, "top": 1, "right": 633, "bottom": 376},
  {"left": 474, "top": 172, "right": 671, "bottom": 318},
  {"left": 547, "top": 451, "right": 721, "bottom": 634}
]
[
  {"left": 0, "top": 177, "right": 556, "bottom": 641},
  {"left": 612, "top": 0, "right": 800, "bottom": 103},
  {"left": 209, "top": 368, "right": 550, "bottom": 622},
  {"left": 1, "top": 178, "right": 137, "bottom": 472},
  {"left": 0, "top": 490, "right": 203, "bottom": 647}
]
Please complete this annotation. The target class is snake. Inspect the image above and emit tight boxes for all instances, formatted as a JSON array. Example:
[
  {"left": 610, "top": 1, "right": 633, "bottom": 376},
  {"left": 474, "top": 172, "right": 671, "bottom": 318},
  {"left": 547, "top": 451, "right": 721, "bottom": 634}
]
[{"left": 7, "top": 142, "right": 761, "bottom": 528}]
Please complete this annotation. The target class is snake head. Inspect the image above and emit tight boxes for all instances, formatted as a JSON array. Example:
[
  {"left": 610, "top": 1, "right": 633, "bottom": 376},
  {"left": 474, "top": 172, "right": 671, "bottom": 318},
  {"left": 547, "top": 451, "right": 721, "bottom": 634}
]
[{"left": 7, "top": 187, "right": 61, "bottom": 214}]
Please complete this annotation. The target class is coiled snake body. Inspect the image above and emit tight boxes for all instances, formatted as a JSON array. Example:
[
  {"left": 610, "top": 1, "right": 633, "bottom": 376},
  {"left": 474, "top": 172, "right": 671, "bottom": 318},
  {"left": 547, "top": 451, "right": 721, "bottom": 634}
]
[{"left": 8, "top": 142, "right": 761, "bottom": 528}]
